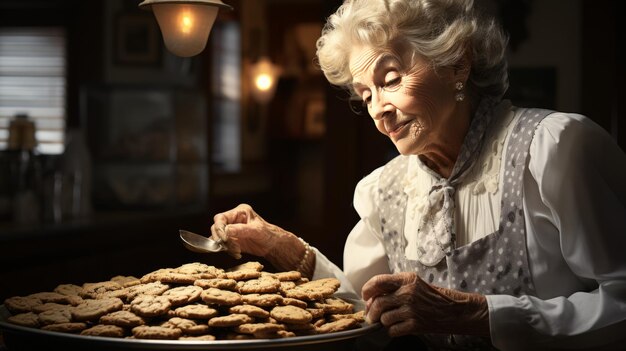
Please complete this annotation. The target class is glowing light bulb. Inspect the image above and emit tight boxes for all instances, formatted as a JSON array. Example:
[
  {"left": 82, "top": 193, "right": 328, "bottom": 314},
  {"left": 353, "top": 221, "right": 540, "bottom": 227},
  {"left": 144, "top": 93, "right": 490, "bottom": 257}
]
[
  {"left": 180, "top": 12, "right": 193, "bottom": 34},
  {"left": 249, "top": 57, "right": 280, "bottom": 104},
  {"left": 255, "top": 74, "right": 273, "bottom": 91}
]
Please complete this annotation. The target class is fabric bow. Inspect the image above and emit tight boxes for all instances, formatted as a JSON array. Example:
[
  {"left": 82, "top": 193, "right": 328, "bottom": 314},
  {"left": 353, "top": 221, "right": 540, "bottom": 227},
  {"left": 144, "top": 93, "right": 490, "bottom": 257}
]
[{"left": 414, "top": 97, "right": 499, "bottom": 266}]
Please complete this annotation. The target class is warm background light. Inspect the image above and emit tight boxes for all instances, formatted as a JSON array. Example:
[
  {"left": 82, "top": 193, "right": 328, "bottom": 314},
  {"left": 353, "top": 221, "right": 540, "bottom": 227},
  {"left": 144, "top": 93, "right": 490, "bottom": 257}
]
[
  {"left": 255, "top": 74, "right": 273, "bottom": 91},
  {"left": 250, "top": 57, "right": 280, "bottom": 104}
]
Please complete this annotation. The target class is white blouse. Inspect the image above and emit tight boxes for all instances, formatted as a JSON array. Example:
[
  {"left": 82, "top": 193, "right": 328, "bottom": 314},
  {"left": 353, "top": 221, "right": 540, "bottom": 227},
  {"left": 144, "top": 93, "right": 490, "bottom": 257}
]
[{"left": 312, "top": 103, "right": 626, "bottom": 350}]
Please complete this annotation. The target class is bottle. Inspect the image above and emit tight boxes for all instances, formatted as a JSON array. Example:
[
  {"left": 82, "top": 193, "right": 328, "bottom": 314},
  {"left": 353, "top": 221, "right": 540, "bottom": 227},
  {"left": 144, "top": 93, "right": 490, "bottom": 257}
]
[
  {"left": 59, "top": 128, "right": 92, "bottom": 220},
  {"left": 8, "top": 114, "right": 42, "bottom": 223}
]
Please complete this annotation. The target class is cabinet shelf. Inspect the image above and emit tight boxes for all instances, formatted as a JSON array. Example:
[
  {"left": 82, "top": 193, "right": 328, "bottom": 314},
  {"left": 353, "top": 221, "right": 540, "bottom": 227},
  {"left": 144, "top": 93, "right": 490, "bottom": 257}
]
[{"left": 82, "top": 85, "right": 209, "bottom": 210}]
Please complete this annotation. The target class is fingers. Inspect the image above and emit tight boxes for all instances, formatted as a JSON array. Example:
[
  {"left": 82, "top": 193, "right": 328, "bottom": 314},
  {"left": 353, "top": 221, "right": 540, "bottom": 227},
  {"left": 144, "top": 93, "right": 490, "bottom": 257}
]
[
  {"left": 210, "top": 225, "right": 241, "bottom": 259},
  {"left": 362, "top": 274, "right": 398, "bottom": 302},
  {"left": 365, "top": 291, "right": 402, "bottom": 324},
  {"left": 362, "top": 272, "right": 416, "bottom": 301},
  {"left": 363, "top": 273, "right": 422, "bottom": 334},
  {"left": 211, "top": 204, "right": 256, "bottom": 242},
  {"left": 225, "top": 236, "right": 242, "bottom": 259},
  {"left": 364, "top": 276, "right": 405, "bottom": 323},
  {"left": 369, "top": 302, "right": 419, "bottom": 337},
  {"left": 385, "top": 317, "right": 418, "bottom": 338},
  {"left": 378, "top": 304, "right": 413, "bottom": 326},
  {"left": 208, "top": 203, "right": 275, "bottom": 259},
  {"left": 212, "top": 223, "right": 247, "bottom": 244},
  {"left": 209, "top": 222, "right": 228, "bottom": 242},
  {"left": 364, "top": 293, "right": 386, "bottom": 324},
  {"left": 212, "top": 204, "right": 254, "bottom": 226},
  {"left": 208, "top": 222, "right": 240, "bottom": 258},
  {"left": 210, "top": 204, "right": 262, "bottom": 259}
]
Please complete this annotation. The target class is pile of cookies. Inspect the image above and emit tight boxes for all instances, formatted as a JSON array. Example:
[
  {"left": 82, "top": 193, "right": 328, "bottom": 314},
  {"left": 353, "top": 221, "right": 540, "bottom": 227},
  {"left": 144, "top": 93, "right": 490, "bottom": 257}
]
[{"left": 2, "top": 261, "right": 365, "bottom": 341}]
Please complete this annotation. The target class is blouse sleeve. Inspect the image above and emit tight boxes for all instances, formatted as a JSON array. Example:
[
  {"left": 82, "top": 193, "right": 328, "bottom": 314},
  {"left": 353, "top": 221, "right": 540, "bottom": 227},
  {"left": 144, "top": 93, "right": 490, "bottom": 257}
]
[
  {"left": 312, "top": 166, "right": 391, "bottom": 300},
  {"left": 343, "top": 166, "right": 392, "bottom": 297},
  {"left": 487, "top": 113, "right": 626, "bottom": 350}
]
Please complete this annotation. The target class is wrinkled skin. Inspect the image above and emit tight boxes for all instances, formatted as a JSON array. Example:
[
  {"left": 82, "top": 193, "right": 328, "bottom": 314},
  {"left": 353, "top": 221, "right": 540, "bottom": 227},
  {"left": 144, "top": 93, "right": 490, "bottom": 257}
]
[
  {"left": 351, "top": 44, "right": 489, "bottom": 338},
  {"left": 362, "top": 272, "right": 490, "bottom": 337},
  {"left": 210, "top": 204, "right": 312, "bottom": 276},
  {"left": 210, "top": 204, "right": 274, "bottom": 259},
  {"left": 349, "top": 43, "right": 472, "bottom": 177}
]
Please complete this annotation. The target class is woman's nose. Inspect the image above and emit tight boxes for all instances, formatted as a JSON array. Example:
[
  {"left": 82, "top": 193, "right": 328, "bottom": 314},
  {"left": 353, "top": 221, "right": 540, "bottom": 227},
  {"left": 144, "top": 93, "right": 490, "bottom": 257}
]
[{"left": 369, "top": 91, "right": 394, "bottom": 120}]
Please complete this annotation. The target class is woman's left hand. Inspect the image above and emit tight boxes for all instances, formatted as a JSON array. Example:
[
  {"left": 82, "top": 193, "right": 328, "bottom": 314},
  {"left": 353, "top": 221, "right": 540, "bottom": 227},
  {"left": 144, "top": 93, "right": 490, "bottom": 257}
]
[{"left": 361, "top": 272, "right": 490, "bottom": 337}]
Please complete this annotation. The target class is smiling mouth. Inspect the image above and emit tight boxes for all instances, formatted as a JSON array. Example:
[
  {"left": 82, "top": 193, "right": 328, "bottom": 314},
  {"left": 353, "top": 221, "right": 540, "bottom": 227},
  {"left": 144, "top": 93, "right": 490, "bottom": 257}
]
[{"left": 387, "top": 120, "right": 411, "bottom": 134}]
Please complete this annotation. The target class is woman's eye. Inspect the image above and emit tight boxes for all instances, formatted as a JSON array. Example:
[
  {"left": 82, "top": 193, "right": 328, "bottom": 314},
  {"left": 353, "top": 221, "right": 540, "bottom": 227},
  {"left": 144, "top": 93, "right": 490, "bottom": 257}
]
[
  {"left": 384, "top": 77, "right": 401, "bottom": 89},
  {"left": 362, "top": 95, "right": 372, "bottom": 106}
]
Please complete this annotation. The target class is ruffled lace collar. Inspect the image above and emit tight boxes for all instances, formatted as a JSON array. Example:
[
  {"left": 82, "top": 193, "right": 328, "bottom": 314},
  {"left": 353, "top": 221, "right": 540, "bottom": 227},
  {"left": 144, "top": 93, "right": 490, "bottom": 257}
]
[
  {"left": 403, "top": 100, "right": 513, "bottom": 197},
  {"left": 401, "top": 99, "right": 514, "bottom": 265}
]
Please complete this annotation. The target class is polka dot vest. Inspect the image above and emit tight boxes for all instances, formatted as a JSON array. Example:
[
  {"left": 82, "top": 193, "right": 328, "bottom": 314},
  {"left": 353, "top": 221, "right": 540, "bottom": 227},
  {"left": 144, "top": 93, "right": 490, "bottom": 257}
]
[{"left": 377, "top": 108, "right": 553, "bottom": 349}]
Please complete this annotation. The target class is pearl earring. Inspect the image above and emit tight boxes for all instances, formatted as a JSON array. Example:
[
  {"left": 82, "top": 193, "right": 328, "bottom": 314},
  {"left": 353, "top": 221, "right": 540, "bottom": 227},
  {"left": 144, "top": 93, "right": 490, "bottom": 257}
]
[{"left": 455, "top": 81, "right": 465, "bottom": 102}]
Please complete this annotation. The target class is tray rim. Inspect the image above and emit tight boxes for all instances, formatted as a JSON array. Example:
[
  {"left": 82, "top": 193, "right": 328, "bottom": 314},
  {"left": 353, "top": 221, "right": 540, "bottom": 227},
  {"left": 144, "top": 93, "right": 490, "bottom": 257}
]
[{"left": 0, "top": 304, "right": 381, "bottom": 350}]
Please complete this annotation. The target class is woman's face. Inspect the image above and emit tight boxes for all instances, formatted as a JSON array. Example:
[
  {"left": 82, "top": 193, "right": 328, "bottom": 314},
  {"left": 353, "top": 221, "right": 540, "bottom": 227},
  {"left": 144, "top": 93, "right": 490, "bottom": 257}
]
[{"left": 349, "top": 45, "right": 462, "bottom": 156}]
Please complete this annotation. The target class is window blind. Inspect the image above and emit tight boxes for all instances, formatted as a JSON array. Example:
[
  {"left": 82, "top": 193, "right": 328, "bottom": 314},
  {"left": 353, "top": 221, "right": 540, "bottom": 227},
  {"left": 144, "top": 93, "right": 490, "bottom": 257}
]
[
  {"left": 0, "top": 27, "right": 67, "bottom": 154},
  {"left": 210, "top": 21, "right": 241, "bottom": 173}
]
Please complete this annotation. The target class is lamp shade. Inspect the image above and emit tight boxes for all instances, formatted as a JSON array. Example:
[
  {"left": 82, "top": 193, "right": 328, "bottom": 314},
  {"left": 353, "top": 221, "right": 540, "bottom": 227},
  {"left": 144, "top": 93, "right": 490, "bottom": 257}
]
[{"left": 139, "top": 0, "right": 232, "bottom": 57}]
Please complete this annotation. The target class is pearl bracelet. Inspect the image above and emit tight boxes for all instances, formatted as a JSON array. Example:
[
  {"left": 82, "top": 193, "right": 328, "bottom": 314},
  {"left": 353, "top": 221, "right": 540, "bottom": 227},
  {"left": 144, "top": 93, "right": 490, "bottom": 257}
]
[{"left": 295, "top": 237, "right": 311, "bottom": 273}]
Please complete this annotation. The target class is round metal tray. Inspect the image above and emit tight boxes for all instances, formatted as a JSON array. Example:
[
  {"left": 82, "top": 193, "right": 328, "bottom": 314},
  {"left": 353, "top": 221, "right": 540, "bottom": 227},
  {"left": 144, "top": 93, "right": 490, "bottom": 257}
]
[{"left": 0, "top": 305, "right": 381, "bottom": 350}]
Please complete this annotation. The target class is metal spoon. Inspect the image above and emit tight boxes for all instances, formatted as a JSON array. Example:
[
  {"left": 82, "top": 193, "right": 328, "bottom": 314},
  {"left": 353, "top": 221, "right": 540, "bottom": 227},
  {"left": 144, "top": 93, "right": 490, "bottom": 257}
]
[{"left": 179, "top": 229, "right": 228, "bottom": 253}]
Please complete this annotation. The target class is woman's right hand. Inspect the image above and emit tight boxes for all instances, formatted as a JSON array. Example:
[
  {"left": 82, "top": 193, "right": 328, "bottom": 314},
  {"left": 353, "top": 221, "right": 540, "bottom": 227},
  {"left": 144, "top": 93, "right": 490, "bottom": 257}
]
[
  {"left": 210, "top": 204, "right": 315, "bottom": 277},
  {"left": 210, "top": 204, "right": 278, "bottom": 259}
]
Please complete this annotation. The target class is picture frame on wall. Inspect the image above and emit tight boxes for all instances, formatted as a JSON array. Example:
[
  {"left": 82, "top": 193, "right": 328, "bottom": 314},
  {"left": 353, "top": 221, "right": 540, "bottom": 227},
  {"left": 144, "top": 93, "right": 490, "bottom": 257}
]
[
  {"left": 304, "top": 98, "right": 325, "bottom": 138},
  {"left": 114, "top": 12, "right": 162, "bottom": 66}
]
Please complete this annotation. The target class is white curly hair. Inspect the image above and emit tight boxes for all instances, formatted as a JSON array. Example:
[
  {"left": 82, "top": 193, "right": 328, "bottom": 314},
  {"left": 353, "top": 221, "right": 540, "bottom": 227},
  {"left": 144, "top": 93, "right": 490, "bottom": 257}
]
[{"left": 315, "top": 0, "right": 509, "bottom": 100}]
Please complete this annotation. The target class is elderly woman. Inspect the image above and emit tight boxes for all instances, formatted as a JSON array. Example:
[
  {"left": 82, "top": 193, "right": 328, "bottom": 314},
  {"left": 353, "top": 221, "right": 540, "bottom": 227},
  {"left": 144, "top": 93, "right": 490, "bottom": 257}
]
[{"left": 210, "top": 0, "right": 626, "bottom": 349}]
